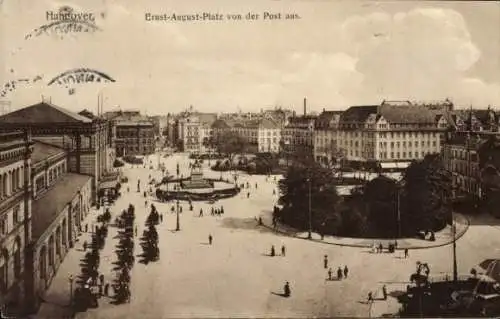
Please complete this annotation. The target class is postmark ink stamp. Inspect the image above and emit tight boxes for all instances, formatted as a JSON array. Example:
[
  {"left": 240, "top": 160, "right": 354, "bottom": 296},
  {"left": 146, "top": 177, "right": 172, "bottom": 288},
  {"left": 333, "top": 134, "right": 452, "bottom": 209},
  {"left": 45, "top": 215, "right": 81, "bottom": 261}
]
[
  {"left": 25, "top": 6, "right": 101, "bottom": 40},
  {"left": 47, "top": 68, "right": 116, "bottom": 95}
]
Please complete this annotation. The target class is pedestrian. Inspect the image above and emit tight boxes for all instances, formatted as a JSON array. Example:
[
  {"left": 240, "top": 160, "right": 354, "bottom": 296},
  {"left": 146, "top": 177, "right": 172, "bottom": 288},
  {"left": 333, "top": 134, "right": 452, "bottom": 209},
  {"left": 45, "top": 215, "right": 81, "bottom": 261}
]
[
  {"left": 368, "top": 291, "right": 373, "bottom": 303},
  {"left": 272, "top": 189, "right": 276, "bottom": 195},
  {"left": 127, "top": 186, "right": 130, "bottom": 193},
  {"left": 271, "top": 245, "right": 276, "bottom": 257},
  {"left": 104, "top": 283, "right": 110, "bottom": 297},
  {"left": 344, "top": 265, "right": 349, "bottom": 278},
  {"left": 378, "top": 242, "right": 383, "bottom": 253},
  {"left": 211, "top": 207, "right": 214, "bottom": 216},
  {"left": 208, "top": 234, "right": 213, "bottom": 245},
  {"left": 85, "top": 224, "right": 88, "bottom": 233},
  {"left": 337, "top": 267, "right": 343, "bottom": 280},
  {"left": 328, "top": 268, "right": 333, "bottom": 281},
  {"left": 258, "top": 217, "right": 263, "bottom": 225},
  {"left": 220, "top": 206, "right": 224, "bottom": 214},
  {"left": 99, "top": 274, "right": 104, "bottom": 285},
  {"left": 281, "top": 245, "right": 286, "bottom": 257},
  {"left": 255, "top": 182, "right": 258, "bottom": 189},
  {"left": 404, "top": 248, "right": 409, "bottom": 258},
  {"left": 160, "top": 214, "right": 163, "bottom": 223},
  {"left": 145, "top": 200, "right": 148, "bottom": 207},
  {"left": 247, "top": 192, "right": 250, "bottom": 198},
  {"left": 83, "top": 241, "right": 87, "bottom": 251},
  {"left": 98, "top": 284, "right": 103, "bottom": 297},
  {"left": 199, "top": 208, "right": 203, "bottom": 217},
  {"left": 180, "top": 206, "right": 183, "bottom": 213},
  {"left": 323, "top": 255, "right": 328, "bottom": 269},
  {"left": 382, "top": 285, "right": 387, "bottom": 300},
  {"left": 284, "top": 281, "right": 291, "bottom": 297}
]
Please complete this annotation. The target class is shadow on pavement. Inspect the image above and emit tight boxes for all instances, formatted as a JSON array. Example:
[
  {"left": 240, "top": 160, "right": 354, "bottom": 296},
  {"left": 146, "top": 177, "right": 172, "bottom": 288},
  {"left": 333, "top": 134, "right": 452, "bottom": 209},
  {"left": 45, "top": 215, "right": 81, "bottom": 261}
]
[
  {"left": 219, "top": 217, "right": 277, "bottom": 234},
  {"left": 270, "top": 291, "right": 289, "bottom": 298}
]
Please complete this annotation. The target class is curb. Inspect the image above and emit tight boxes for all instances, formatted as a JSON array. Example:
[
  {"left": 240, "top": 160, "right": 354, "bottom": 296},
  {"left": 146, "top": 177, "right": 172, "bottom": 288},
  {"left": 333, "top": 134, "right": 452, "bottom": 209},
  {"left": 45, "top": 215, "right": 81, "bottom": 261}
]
[{"left": 258, "top": 214, "right": 470, "bottom": 250}]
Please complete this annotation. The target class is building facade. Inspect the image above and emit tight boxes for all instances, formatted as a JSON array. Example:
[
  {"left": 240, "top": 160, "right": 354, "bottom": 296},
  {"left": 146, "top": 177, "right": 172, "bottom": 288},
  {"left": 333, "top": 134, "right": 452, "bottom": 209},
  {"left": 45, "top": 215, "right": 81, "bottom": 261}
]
[
  {"left": 0, "top": 101, "right": 116, "bottom": 203},
  {"left": 314, "top": 110, "right": 342, "bottom": 166},
  {"left": 0, "top": 131, "right": 33, "bottom": 315},
  {"left": 338, "top": 101, "right": 448, "bottom": 169},
  {"left": 115, "top": 122, "right": 155, "bottom": 156},
  {"left": 282, "top": 115, "right": 317, "bottom": 157}
]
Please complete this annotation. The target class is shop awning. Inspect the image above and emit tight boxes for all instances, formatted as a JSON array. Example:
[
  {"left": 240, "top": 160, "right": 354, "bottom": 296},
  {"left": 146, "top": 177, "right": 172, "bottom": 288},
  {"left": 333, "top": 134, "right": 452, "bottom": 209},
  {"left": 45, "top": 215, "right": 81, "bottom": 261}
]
[
  {"left": 380, "top": 162, "right": 411, "bottom": 169},
  {"left": 99, "top": 180, "right": 118, "bottom": 190}
]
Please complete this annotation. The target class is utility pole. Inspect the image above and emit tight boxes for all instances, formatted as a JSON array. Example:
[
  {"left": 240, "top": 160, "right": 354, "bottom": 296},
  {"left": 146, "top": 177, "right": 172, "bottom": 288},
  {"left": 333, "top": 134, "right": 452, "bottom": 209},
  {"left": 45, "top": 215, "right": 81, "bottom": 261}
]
[
  {"left": 176, "top": 200, "right": 180, "bottom": 231},
  {"left": 307, "top": 177, "right": 312, "bottom": 239}
]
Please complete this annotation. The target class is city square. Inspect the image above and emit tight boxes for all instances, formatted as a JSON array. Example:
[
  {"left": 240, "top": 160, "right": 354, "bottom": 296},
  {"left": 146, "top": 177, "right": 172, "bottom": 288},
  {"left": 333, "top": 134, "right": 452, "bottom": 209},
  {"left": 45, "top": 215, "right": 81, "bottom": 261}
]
[{"left": 35, "top": 152, "right": 500, "bottom": 318}]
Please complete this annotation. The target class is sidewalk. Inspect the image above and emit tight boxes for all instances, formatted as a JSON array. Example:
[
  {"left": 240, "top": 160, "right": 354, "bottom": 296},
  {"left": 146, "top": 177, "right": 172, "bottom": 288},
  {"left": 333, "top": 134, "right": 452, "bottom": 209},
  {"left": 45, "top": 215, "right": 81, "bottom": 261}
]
[
  {"left": 35, "top": 206, "right": 103, "bottom": 319},
  {"left": 258, "top": 212, "right": 469, "bottom": 250}
]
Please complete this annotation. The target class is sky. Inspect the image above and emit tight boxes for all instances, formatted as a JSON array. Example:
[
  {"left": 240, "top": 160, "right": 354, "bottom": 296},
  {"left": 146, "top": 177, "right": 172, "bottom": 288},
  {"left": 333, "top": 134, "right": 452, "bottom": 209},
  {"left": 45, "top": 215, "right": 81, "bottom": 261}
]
[{"left": 1, "top": 0, "right": 499, "bottom": 115}]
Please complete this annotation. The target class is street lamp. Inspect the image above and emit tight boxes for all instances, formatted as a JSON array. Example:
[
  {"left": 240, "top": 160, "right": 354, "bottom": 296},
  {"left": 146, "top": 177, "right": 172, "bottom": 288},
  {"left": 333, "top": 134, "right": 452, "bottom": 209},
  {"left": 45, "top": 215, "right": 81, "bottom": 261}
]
[
  {"left": 451, "top": 181, "right": 458, "bottom": 283},
  {"left": 307, "top": 177, "right": 312, "bottom": 239},
  {"left": 176, "top": 200, "right": 180, "bottom": 231},
  {"left": 68, "top": 274, "right": 74, "bottom": 306}
]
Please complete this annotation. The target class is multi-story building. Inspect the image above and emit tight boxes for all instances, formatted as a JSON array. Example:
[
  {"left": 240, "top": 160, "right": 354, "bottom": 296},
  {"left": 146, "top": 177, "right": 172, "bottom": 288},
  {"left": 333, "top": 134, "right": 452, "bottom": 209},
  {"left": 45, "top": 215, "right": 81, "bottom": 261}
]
[
  {"left": 0, "top": 128, "right": 93, "bottom": 315},
  {"left": 442, "top": 132, "right": 483, "bottom": 200},
  {"left": 107, "top": 111, "right": 155, "bottom": 156},
  {"left": 282, "top": 115, "right": 317, "bottom": 157},
  {"left": 0, "top": 131, "right": 33, "bottom": 315},
  {"left": 314, "top": 110, "right": 342, "bottom": 166},
  {"left": 338, "top": 100, "right": 448, "bottom": 169},
  {"left": 176, "top": 112, "right": 217, "bottom": 154},
  {"left": 0, "top": 101, "right": 117, "bottom": 203},
  {"left": 232, "top": 119, "right": 281, "bottom": 153}
]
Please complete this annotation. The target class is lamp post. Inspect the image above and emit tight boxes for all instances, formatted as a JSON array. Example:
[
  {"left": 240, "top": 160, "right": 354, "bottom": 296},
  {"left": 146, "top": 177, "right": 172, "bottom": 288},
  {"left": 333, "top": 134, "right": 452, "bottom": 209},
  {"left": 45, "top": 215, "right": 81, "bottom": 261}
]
[
  {"left": 397, "top": 184, "right": 401, "bottom": 239},
  {"left": 176, "top": 200, "right": 180, "bottom": 231},
  {"left": 68, "top": 274, "right": 74, "bottom": 306},
  {"left": 307, "top": 177, "right": 312, "bottom": 239}
]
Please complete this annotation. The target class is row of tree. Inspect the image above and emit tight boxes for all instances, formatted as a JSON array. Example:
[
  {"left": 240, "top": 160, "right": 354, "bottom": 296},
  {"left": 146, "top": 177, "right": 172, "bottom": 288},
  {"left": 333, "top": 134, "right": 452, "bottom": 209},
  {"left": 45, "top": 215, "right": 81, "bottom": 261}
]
[
  {"left": 276, "top": 154, "right": 453, "bottom": 238},
  {"left": 139, "top": 204, "right": 160, "bottom": 264},
  {"left": 112, "top": 205, "right": 136, "bottom": 304}
]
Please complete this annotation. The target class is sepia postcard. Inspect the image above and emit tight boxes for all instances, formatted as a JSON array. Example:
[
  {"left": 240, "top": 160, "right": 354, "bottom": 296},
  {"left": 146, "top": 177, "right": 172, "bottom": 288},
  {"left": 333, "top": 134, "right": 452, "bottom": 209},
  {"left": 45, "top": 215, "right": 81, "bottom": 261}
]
[{"left": 1, "top": 0, "right": 500, "bottom": 318}]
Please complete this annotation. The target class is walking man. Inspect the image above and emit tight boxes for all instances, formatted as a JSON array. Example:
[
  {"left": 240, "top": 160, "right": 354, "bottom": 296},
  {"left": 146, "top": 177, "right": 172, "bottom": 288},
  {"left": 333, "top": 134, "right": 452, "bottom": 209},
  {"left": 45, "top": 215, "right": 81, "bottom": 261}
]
[
  {"left": 328, "top": 268, "right": 333, "bottom": 281},
  {"left": 344, "top": 265, "right": 349, "bottom": 278},
  {"left": 284, "top": 281, "right": 291, "bottom": 297},
  {"left": 208, "top": 234, "right": 213, "bottom": 245},
  {"left": 323, "top": 255, "right": 328, "bottom": 269},
  {"left": 404, "top": 248, "right": 409, "bottom": 258},
  {"left": 382, "top": 285, "right": 387, "bottom": 300},
  {"left": 83, "top": 240, "right": 87, "bottom": 251},
  {"left": 337, "top": 267, "right": 343, "bottom": 280},
  {"left": 199, "top": 208, "right": 203, "bottom": 217},
  {"left": 281, "top": 245, "right": 286, "bottom": 257}
]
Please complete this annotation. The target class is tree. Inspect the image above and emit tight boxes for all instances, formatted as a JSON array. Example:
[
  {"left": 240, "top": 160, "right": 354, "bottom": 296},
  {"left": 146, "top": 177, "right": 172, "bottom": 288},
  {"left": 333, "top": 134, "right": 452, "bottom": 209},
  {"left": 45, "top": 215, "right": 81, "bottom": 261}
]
[
  {"left": 401, "top": 154, "right": 452, "bottom": 235},
  {"left": 214, "top": 131, "right": 248, "bottom": 168},
  {"left": 277, "top": 160, "right": 340, "bottom": 232},
  {"left": 364, "top": 176, "right": 398, "bottom": 237}
]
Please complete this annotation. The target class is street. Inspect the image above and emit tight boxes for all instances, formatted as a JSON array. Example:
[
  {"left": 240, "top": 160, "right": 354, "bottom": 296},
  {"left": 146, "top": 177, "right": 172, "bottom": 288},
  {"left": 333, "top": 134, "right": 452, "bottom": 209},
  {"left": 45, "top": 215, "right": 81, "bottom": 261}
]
[{"left": 38, "top": 153, "right": 500, "bottom": 318}]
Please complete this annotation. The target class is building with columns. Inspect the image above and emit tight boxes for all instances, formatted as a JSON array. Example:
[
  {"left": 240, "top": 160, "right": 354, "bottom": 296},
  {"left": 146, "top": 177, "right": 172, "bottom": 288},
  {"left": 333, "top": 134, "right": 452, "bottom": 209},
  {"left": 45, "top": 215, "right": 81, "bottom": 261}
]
[
  {"left": 0, "top": 131, "right": 33, "bottom": 316},
  {"left": 0, "top": 101, "right": 117, "bottom": 203}
]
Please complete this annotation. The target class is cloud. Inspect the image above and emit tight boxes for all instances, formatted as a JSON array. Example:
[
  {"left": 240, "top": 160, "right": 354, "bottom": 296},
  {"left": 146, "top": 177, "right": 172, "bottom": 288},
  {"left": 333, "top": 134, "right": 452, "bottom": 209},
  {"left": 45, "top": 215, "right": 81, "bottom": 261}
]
[{"left": 340, "top": 7, "right": 494, "bottom": 106}]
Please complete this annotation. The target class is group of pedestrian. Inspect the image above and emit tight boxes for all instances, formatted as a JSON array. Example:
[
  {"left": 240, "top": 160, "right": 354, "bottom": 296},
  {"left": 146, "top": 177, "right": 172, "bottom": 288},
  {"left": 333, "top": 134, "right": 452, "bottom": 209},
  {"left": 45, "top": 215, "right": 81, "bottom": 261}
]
[
  {"left": 327, "top": 266, "right": 349, "bottom": 281},
  {"left": 209, "top": 206, "right": 224, "bottom": 217},
  {"left": 269, "top": 244, "right": 286, "bottom": 257}
]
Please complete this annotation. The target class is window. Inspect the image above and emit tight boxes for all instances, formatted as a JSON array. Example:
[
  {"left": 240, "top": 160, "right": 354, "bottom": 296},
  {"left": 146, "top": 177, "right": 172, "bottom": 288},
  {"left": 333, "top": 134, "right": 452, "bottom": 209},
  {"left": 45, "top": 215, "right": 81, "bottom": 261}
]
[
  {"left": 0, "top": 217, "right": 6, "bottom": 236},
  {"left": 13, "top": 205, "right": 20, "bottom": 225},
  {"left": 390, "top": 152, "right": 394, "bottom": 158}
]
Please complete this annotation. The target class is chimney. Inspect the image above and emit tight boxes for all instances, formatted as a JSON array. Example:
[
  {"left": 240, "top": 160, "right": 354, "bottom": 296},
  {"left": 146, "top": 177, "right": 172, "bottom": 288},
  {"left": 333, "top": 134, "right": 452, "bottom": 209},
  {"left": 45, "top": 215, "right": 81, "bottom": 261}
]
[{"left": 303, "top": 97, "right": 307, "bottom": 116}]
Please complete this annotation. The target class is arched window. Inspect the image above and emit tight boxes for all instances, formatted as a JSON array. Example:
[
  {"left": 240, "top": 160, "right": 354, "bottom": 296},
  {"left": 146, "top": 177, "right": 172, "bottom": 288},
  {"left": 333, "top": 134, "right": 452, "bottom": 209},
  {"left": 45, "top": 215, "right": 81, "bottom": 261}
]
[
  {"left": 0, "top": 249, "right": 8, "bottom": 292},
  {"left": 62, "top": 219, "right": 67, "bottom": 246},
  {"left": 39, "top": 246, "right": 46, "bottom": 280},
  {"left": 55, "top": 227, "right": 61, "bottom": 256},
  {"left": 13, "top": 237, "right": 21, "bottom": 279},
  {"left": 18, "top": 168, "right": 22, "bottom": 189},
  {"left": 11, "top": 170, "right": 16, "bottom": 192},
  {"left": 48, "top": 236, "right": 54, "bottom": 267}
]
